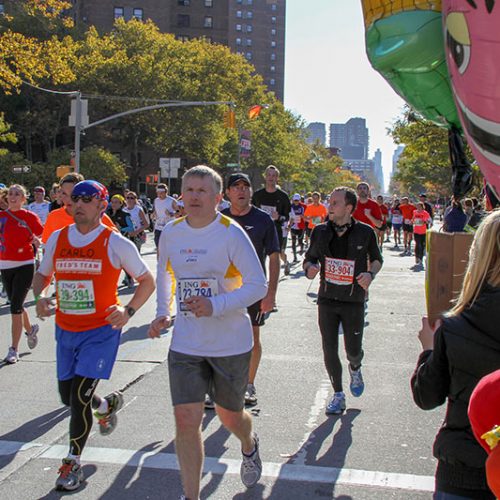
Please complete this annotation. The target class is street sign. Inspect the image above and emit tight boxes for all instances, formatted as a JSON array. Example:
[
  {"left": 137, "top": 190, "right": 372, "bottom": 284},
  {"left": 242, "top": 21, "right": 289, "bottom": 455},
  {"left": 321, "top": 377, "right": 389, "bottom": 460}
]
[
  {"left": 226, "top": 163, "right": 239, "bottom": 168},
  {"left": 159, "top": 157, "right": 180, "bottom": 178},
  {"left": 11, "top": 165, "right": 31, "bottom": 174},
  {"left": 69, "top": 99, "right": 89, "bottom": 127}
]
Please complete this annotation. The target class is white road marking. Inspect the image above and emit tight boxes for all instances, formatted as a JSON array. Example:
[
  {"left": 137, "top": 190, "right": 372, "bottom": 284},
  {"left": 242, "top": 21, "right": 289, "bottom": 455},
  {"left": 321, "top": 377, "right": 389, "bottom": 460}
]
[
  {"left": 292, "top": 379, "right": 331, "bottom": 466},
  {"left": 0, "top": 440, "right": 434, "bottom": 492}
]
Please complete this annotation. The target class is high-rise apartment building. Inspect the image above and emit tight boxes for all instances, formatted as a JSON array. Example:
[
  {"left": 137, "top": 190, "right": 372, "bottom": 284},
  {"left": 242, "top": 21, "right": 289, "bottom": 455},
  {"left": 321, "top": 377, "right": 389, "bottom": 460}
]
[
  {"left": 69, "top": 0, "right": 286, "bottom": 101},
  {"left": 329, "top": 117, "right": 369, "bottom": 160},
  {"left": 304, "top": 122, "right": 326, "bottom": 146}
]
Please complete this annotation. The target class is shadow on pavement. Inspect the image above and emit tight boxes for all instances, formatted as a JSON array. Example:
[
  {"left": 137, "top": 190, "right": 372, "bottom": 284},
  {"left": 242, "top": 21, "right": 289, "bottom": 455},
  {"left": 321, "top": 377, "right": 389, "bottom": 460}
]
[
  {"left": 98, "top": 411, "right": 221, "bottom": 499},
  {"left": 0, "top": 407, "right": 69, "bottom": 469},
  {"left": 0, "top": 352, "right": 32, "bottom": 370},
  {"left": 266, "top": 409, "right": 360, "bottom": 499}
]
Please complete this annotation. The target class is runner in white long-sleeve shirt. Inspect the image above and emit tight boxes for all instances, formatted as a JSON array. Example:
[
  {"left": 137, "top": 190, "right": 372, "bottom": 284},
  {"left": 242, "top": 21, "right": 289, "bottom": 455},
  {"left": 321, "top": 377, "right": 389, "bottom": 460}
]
[{"left": 148, "top": 165, "right": 267, "bottom": 500}]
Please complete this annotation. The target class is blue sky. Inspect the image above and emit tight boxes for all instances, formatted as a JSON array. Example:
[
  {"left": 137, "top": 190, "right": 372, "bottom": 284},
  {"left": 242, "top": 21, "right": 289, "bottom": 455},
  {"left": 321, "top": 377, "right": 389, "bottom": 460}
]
[{"left": 284, "top": 1, "right": 406, "bottom": 190}]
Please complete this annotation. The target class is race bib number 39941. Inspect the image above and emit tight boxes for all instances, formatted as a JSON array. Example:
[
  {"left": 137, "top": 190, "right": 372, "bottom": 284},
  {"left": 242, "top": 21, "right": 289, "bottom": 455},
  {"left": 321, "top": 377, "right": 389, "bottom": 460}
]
[
  {"left": 178, "top": 278, "right": 218, "bottom": 317},
  {"left": 324, "top": 257, "right": 355, "bottom": 286}
]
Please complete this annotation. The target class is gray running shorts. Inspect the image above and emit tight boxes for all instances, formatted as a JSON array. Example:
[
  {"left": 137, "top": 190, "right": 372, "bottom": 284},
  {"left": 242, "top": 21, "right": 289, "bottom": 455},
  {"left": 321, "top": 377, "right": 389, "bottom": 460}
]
[{"left": 168, "top": 349, "right": 251, "bottom": 412}]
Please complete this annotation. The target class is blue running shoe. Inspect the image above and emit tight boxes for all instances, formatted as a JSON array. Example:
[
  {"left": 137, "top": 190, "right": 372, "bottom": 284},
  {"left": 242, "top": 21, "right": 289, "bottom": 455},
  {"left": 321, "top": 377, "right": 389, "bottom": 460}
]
[
  {"left": 349, "top": 365, "right": 364, "bottom": 397},
  {"left": 325, "top": 392, "right": 346, "bottom": 415}
]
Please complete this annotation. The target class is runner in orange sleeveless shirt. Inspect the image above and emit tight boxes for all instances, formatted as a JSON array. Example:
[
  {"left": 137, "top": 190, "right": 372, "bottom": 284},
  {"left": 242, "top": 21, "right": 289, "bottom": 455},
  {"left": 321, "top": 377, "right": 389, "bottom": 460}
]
[{"left": 33, "top": 181, "right": 155, "bottom": 492}]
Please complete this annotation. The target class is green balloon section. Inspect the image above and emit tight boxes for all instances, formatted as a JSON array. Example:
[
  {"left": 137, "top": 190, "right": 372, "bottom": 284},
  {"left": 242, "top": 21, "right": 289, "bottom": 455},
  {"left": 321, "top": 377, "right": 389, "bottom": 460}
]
[{"left": 365, "top": 10, "right": 461, "bottom": 130}]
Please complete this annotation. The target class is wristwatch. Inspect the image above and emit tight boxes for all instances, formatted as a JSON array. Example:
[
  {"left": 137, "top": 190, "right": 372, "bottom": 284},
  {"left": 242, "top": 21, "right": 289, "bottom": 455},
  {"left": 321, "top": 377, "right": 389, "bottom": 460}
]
[
  {"left": 125, "top": 306, "right": 136, "bottom": 317},
  {"left": 368, "top": 271, "right": 375, "bottom": 280}
]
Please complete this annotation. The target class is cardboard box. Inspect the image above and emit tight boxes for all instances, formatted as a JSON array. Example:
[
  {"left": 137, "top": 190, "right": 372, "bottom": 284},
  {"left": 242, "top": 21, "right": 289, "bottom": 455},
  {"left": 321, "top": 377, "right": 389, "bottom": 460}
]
[{"left": 425, "top": 231, "right": 474, "bottom": 324}]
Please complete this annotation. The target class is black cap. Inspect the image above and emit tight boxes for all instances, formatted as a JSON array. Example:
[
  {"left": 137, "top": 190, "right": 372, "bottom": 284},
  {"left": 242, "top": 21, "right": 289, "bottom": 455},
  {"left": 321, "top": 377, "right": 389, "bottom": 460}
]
[
  {"left": 227, "top": 172, "right": 251, "bottom": 188},
  {"left": 419, "top": 193, "right": 427, "bottom": 197}
]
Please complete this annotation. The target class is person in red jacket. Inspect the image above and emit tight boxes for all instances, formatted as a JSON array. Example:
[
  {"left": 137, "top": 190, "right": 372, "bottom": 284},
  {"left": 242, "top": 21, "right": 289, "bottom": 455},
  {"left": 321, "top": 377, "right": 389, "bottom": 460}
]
[
  {"left": 352, "top": 182, "right": 382, "bottom": 229},
  {"left": 0, "top": 184, "right": 43, "bottom": 364}
]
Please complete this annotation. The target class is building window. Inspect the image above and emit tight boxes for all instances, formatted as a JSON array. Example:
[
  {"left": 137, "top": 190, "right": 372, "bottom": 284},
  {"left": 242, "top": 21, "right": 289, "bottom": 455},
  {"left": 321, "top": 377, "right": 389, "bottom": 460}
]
[
  {"left": 177, "top": 14, "right": 190, "bottom": 27},
  {"left": 236, "top": 10, "right": 242, "bottom": 18},
  {"left": 246, "top": 52, "right": 252, "bottom": 60},
  {"left": 178, "top": 0, "right": 190, "bottom": 5},
  {"left": 271, "top": 40, "right": 276, "bottom": 48},
  {"left": 246, "top": 25, "right": 252, "bottom": 32},
  {"left": 271, "top": 16, "right": 276, "bottom": 24},
  {"left": 0, "top": 2, "right": 4, "bottom": 15},
  {"left": 237, "top": 0, "right": 242, "bottom": 3},
  {"left": 271, "top": 28, "right": 276, "bottom": 36},
  {"left": 133, "top": 8, "right": 143, "bottom": 21},
  {"left": 202, "top": 35, "right": 213, "bottom": 43},
  {"left": 270, "top": 53, "right": 276, "bottom": 61},
  {"left": 246, "top": 11, "right": 253, "bottom": 19},
  {"left": 205, "top": 0, "right": 213, "bottom": 6},
  {"left": 246, "top": 38, "right": 252, "bottom": 46},
  {"left": 236, "top": 24, "right": 242, "bottom": 31},
  {"left": 204, "top": 16, "right": 213, "bottom": 28},
  {"left": 247, "top": 0, "right": 253, "bottom": 4},
  {"left": 178, "top": 35, "right": 190, "bottom": 42},
  {"left": 114, "top": 7, "right": 124, "bottom": 19},
  {"left": 271, "top": 3, "right": 277, "bottom": 11},
  {"left": 270, "top": 78, "right": 276, "bottom": 86},
  {"left": 236, "top": 37, "right": 242, "bottom": 45},
  {"left": 270, "top": 65, "right": 275, "bottom": 72}
]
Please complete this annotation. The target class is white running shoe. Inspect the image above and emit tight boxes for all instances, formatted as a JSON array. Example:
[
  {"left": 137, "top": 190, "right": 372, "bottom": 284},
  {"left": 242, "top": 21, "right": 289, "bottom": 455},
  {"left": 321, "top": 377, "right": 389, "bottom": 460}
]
[
  {"left": 240, "top": 433, "right": 262, "bottom": 488},
  {"left": 4, "top": 346, "right": 18, "bottom": 364}
]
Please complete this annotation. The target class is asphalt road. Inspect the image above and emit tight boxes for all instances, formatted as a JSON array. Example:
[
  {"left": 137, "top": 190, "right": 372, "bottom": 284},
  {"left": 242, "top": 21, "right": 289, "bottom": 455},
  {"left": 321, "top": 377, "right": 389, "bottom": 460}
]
[{"left": 0, "top": 233, "right": 444, "bottom": 499}]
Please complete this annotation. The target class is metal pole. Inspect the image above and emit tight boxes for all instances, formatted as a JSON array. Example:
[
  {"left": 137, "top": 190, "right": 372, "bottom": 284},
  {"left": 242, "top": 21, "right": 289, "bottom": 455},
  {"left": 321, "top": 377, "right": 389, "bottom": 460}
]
[
  {"left": 74, "top": 91, "right": 82, "bottom": 173},
  {"left": 168, "top": 164, "right": 171, "bottom": 193},
  {"left": 237, "top": 127, "right": 241, "bottom": 169}
]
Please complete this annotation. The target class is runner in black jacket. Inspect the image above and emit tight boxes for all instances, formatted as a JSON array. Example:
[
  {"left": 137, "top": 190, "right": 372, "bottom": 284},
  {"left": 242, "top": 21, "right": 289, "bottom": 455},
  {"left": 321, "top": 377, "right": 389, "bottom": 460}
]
[{"left": 411, "top": 210, "right": 500, "bottom": 499}]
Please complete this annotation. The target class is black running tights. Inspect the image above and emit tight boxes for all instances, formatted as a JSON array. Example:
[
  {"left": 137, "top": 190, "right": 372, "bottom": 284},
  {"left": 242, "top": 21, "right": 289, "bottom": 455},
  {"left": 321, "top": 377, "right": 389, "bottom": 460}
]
[
  {"left": 318, "top": 300, "right": 365, "bottom": 393},
  {"left": 58, "top": 376, "right": 101, "bottom": 456}
]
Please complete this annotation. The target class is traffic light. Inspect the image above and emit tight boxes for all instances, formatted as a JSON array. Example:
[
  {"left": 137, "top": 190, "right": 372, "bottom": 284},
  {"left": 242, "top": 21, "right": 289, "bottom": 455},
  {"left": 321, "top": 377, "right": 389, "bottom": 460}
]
[
  {"left": 223, "top": 109, "right": 236, "bottom": 129},
  {"left": 146, "top": 175, "right": 159, "bottom": 184}
]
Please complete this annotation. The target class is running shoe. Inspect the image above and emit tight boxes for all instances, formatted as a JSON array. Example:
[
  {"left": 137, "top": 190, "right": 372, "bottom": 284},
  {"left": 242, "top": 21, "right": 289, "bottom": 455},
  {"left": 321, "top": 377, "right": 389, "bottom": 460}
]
[
  {"left": 240, "top": 433, "right": 262, "bottom": 488},
  {"left": 325, "top": 392, "right": 346, "bottom": 415},
  {"left": 244, "top": 383, "right": 258, "bottom": 406},
  {"left": 204, "top": 394, "right": 215, "bottom": 409},
  {"left": 55, "top": 458, "right": 83, "bottom": 491},
  {"left": 94, "top": 391, "right": 124, "bottom": 436},
  {"left": 349, "top": 365, "right": 364, "bottom": 397},
  {"left": 25, "top": 324, "right": 39, "bottom": 350},
  {"left": 4, "top": 346, "right": 18, "bottom": 364}
]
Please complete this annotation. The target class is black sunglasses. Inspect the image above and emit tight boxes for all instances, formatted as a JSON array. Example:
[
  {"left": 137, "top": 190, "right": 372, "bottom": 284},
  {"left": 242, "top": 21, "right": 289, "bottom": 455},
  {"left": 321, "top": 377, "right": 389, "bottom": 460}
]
[{"left": 71, "top": 194, "right": 97, "bottom": 203}]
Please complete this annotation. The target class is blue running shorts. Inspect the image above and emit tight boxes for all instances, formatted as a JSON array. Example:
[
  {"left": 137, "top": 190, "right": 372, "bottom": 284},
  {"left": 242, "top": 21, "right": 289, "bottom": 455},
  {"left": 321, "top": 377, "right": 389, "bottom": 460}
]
[{"left": 56, "top": 324, "right": 121, "bottom": 381}]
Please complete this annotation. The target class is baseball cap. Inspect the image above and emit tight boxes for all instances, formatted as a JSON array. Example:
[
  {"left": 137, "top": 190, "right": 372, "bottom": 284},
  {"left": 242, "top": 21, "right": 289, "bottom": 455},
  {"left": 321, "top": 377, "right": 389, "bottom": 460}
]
[
  {"left": 0, "top": 183, "right": 5, "bottom": 189},
  {"left": 419, "top": 193, "right": 427, "bottom": 197},
  {"left": 292, "top": 193, "right": 301, "bottom": 201},
  {"left": 72, "top": 180, "right": 109, "bottom": 201},
  {"left": 33, "top": 186, "right": 45, "bottom": 193},
  {"left": 227, "top": 172, "right": 251, "bottom": 188}
]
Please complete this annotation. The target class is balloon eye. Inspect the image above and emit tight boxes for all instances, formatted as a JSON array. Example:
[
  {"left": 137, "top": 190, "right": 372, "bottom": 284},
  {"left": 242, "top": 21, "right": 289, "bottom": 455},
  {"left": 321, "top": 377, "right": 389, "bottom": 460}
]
[{"left": 446, "top": 30, "right": 471, "bottom": 74}]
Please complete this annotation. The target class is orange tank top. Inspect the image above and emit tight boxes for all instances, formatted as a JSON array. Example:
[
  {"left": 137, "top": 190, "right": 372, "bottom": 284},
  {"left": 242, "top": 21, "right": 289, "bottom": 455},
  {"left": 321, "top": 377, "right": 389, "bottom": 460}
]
[{"left": 54, "top": 226, "right": 121, "bottom": 332}]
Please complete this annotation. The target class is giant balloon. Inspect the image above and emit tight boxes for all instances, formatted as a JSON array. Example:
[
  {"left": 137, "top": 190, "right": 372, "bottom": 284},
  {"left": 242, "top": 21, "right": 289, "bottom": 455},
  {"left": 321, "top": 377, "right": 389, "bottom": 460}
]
[
  {"left": 443, "top": 0, "right": 500, "bottom": 196},
  {"left": 362, "top": 0, "right": 461, "bottom": 129}
]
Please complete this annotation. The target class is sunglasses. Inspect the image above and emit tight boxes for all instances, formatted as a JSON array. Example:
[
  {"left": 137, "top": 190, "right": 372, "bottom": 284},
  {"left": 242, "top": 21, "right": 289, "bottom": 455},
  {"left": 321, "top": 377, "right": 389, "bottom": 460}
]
[
  {"left": 126, "top": 196, "right": 136, "bottom": 200},
  {"left": 71, "top": 194, "right": 97, "bottom": 203}
]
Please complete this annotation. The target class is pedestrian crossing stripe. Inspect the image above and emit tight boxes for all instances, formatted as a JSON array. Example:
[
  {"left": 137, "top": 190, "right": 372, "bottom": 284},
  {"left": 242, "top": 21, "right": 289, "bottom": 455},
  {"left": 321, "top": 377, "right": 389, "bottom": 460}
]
[{"left": 0, "top": 440, "right": 434, "bottom": 492}]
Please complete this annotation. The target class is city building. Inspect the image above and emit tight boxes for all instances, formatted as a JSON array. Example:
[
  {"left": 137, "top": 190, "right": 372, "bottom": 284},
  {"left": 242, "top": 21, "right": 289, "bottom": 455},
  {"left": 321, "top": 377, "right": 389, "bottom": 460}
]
[
  {"left": 392, "top": 145, "right": 405, "bottom": 175},
  {"left": 69, "top": 0, "right": 286, "bottom": 101},
  {"left": 373, "top": 148, "right": 384, "bottom": 190},
  {"left": 304, "top": 122, "right": 326, "bottom": 146},
  {"left": 330, "top": 117, "right": 369, "bottom": 160}
]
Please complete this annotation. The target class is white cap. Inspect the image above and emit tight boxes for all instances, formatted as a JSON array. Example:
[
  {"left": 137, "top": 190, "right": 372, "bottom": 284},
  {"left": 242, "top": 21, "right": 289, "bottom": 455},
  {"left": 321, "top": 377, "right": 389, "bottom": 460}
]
[{"left": 292, "top": 193, "right": 301, "bottom": 201}]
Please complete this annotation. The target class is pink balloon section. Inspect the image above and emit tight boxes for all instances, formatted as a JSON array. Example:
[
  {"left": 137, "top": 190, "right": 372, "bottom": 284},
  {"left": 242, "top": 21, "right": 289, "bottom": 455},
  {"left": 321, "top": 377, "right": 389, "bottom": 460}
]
[{"left": 444, "top": 1, "right": 500, "bottom": 195}]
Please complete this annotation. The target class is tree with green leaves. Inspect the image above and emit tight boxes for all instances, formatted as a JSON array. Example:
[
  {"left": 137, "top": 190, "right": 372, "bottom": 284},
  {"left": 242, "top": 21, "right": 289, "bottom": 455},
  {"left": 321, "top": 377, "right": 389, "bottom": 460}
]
[{"left": 389, "top": 110, "right": 481, "bottom": 198}]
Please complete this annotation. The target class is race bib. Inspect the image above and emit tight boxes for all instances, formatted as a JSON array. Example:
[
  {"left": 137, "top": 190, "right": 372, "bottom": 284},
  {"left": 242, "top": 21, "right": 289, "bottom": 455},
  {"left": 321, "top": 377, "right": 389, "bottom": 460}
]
[
  {"left": 293, "top": 214, "right": 302, "bottom": 223},
  {"left": 57, "top": 280, "right": 96, "bottom": 314},
  {"left": 260, "top": 205, "right": 276, "bottom": 217},
  {"left": 414, "top": 218, "right": 424, "bottom": 226},
  {"left": 178, "top": 278, "right": 218, "bottom": 317},
  {"left": 404, "top": 219, "right": 412, "bottom": 225},
  {"left": 324, "top": 257, "right": 355, "bottom": 285},
  {"left": 312, "top": 216, "right": 322, "bottom": 225},
  {"left": 392, "top": 214, "right": 403, "bottom": 224}
]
